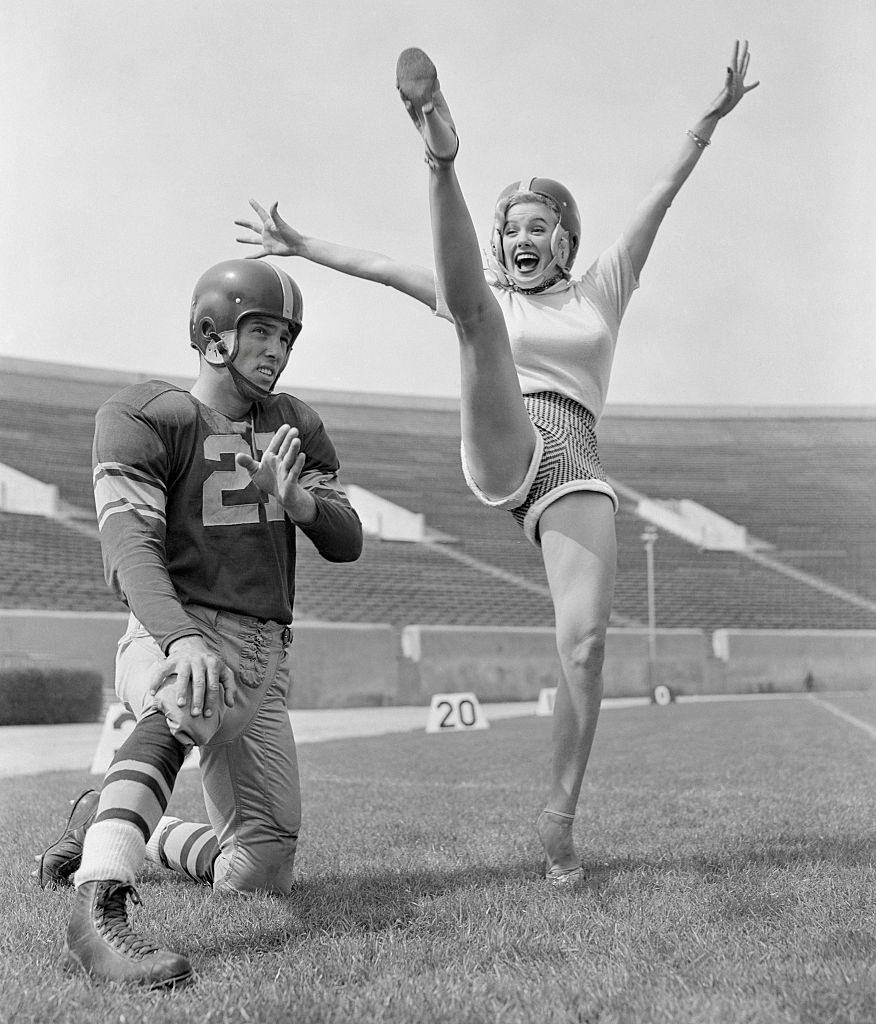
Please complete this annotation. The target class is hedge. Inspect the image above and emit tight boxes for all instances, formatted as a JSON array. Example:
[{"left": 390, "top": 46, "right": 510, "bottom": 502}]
[{"left": 0, "top": 666, "right": 104, "bottom": 725}]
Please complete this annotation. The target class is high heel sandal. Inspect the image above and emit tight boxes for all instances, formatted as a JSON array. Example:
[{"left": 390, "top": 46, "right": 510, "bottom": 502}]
[
  {"left": 395, "top": 48, "right": 460, "bottom": 166},
  {"left": 536, "top": 809, "right": 583, "bottom": 887}
]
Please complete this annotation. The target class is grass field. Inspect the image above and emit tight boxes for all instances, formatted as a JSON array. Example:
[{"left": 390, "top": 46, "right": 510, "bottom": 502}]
[{"left": 1, "top": 694, "right": 874, "bottom": 1024}]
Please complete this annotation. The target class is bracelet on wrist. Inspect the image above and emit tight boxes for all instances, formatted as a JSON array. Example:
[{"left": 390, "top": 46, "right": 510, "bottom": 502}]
[{"left": 686, "top": 129, "right": 711, "bottom": 150}]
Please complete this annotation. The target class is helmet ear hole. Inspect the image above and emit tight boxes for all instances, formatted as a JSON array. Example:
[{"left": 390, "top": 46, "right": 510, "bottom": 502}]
[
  {"left": 199, "top": 319, "right": 228, "bottom": 366},
  {"left": 557, "top": 236, "right": 569, "bottom": 265}
]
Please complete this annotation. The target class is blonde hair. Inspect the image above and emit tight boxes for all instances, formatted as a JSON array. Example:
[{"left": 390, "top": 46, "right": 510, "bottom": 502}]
[{"left": 501, "top": 190, "right": 561, "bottom": 222}]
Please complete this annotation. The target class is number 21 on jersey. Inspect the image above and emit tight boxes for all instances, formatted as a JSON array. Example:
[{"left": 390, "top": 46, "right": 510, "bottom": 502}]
[{"left": 202, "top": 433, "right": 284, "bottom": 527}]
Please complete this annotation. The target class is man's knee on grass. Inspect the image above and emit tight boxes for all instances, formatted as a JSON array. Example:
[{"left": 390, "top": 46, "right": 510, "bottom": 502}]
[{"left": 212, "top": 830, "right": 298, "bottom": 897}]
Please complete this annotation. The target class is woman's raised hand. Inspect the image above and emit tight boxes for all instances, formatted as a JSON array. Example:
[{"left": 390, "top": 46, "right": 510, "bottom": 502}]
[
  {"left": 235, "top": 200, "right": 304, "bottom": 259},
  {"left": 709, "top": 40, "right": 760, "bottom": 119}
]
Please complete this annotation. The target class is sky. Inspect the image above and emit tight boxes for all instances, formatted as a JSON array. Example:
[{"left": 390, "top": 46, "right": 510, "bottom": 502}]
[{"left": 2, "top": 0, "right": 874, "bottom": 407}]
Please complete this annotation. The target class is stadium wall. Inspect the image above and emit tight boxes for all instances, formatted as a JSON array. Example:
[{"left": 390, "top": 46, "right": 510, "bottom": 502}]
[
  {"left": 0, "top": 612, "right": 400, "bottom": 710},
  {"left": 398, "top": 625, "right": 778, "bottom": 700},
  {"left": 0, "top": 610, "right": 128, "bottom": 692},
  {"left": 2, "top": 612, "right": 873, "bottom": 715},
  {"left": 712, "top": 629, "right": 876, "bottom": 693},
  {"left": 398, "top": 625, "right": 717, "bottom": 701}
]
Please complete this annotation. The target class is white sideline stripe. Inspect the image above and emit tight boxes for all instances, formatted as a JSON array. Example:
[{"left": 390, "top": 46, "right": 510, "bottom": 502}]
[
  {"left": 0, "top": 700, "right": 639, "bottom": 777},
  {"left": 807, "top": 695, "right": 876, "bottom": 742},
  {"left": 0, "top": 693, "right": 872, "bottom": 777},
  {"left": 675, "top": 692, "right": 812, "bottom": 703}
]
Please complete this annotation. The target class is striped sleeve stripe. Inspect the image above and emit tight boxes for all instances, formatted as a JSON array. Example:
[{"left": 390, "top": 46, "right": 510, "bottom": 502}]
[
  {"left": 94, "top": 462, "right": 167, "bottom": 530},
  {"left": 97, "top": 500, "right": 165, "bottom": 531},
  {"left": 93, "top": 461, "right": 167, "bottom": 490}
]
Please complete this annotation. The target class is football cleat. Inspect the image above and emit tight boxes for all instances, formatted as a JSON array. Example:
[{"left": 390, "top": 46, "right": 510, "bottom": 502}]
[
  {"left": 65, "top": 880, "right": 193, "bottom": 989},
  {"left": 37, "top": 789, "right": 100, "bottom": 889}
]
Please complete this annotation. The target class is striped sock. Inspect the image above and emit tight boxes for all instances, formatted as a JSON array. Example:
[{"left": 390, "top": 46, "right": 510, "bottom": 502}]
[
  {"left": 75, "top": 711, "right": 186, "bottom": 885},
  {"left": 147, "top": 816, "right": 219, "bottom": 885}
]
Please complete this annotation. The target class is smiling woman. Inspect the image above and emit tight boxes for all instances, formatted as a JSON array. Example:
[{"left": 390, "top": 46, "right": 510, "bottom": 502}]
[
  {"left": 491, "top": 178, "right": 581, "bottom": 294},
  {"left": 233, "top": 40, "right": 760, "bottom": 888},
  {"left": 385, "top": 43, "right": 758, "bottom": 888},
  {"left": 501, "top": 203, "right": 559, "bottom": 283}
]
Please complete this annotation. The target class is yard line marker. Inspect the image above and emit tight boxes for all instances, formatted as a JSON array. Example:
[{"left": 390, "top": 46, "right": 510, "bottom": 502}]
[
  {"left": 807, "top": 695, "right": 876, "bottom": 741},
  {"left": 426, "top": 692, "right": 489, "bottom": 732},
  {"left": 536, "top": 687, "right": 556, "bottom": 716}
]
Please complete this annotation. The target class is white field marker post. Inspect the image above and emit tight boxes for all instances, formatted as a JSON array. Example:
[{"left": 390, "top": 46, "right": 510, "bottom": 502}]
[
  {"left": 426, "top": 692, "right": 489, "bottom": 733},
  {"left": 536, "top": 687, "right": 557, "bottom": 716},
  {"left": 90, "top": 702, "right": 201, "bottom": 774}
]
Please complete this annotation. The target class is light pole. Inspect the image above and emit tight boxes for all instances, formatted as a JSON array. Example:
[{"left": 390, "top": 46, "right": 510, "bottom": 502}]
[{"left": 641, "top": 525, "right": 658, "bottom": 693}]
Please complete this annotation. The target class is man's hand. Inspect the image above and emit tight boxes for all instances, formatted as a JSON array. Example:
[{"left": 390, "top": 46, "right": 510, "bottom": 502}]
[
  {"left": 148, "top": 635, "right": 237, "bottom": 719},
  {"left": 235, "top": 200, "right": 305, "bottom": 260},
  {"left": 235, "top": 424, "right": 317, "bottom": 524}
]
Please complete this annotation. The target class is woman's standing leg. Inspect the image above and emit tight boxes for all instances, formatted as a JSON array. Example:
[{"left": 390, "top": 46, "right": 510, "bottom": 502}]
[
  {"left": 397, "top": 49, "right": 536, "bottom": 499},
  {"left": 536, "top": 491, "right": 617, "bottom": 882}
]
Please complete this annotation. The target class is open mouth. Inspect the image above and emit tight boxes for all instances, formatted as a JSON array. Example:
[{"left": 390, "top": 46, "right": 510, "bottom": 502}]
[{"left": 514, "top": 251, "right": 540, "bottom": 274}]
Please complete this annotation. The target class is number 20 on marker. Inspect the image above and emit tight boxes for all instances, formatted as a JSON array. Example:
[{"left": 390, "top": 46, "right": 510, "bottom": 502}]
[{"left": 426, "top": 692, "right": 489, "bottom": 733}]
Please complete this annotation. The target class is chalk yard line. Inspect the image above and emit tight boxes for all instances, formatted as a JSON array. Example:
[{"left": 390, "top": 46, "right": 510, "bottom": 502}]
[{"left": 806, "top": 694, "right": 876, "bottom": 742}]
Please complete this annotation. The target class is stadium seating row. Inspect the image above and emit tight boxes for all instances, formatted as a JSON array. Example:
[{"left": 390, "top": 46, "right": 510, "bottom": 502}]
[{"left": 1, "top": 358, "right": 875, "bottom": 635}]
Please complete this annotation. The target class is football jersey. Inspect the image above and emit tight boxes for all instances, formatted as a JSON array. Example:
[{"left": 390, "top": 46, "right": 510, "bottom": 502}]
[{"left": 93, "top": 381, "right": 362, "bottom": 652}]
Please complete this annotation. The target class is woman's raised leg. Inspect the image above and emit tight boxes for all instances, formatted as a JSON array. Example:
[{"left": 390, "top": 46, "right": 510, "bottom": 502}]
[{"left": 397, "top": 48, "right": 536, "bottom": 500}]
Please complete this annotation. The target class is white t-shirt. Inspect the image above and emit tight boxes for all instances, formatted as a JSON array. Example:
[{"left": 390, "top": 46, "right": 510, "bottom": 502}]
[{"left": 434, "top": 238, "right": 638, "bottom": 422}]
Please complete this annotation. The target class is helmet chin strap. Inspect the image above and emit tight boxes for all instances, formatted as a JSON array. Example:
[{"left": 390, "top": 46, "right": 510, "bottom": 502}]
[
  {"left": 505, "top": 252, "right": 568, "bottom": 293},
  {"left": 208, "top": 333, "right": 274, "bottom": 405}
]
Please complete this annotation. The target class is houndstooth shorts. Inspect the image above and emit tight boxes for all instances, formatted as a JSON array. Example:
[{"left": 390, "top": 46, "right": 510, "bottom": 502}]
[{"left": 461, "top": 391, "right": 618, "bottom": 546}]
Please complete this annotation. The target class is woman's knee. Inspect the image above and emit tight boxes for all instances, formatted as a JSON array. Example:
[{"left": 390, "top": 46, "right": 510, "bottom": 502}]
[{"left": 557, "top": 625, "right": 608, "bottom": 679}]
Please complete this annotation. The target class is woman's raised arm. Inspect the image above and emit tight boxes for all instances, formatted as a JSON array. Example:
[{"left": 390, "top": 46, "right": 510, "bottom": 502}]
[
  {"left": 622, "top": 40, "right": 760, "bottom": 279},
  {"left": 235, "top": 200, "right": 437, "bottom": 308}
]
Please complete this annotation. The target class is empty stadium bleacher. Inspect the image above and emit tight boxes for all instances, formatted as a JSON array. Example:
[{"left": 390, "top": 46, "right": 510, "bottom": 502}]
[{"left": 1, "top": 357, "right": 875, "bottom": 633}]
